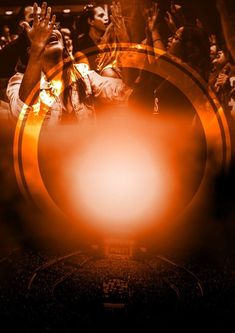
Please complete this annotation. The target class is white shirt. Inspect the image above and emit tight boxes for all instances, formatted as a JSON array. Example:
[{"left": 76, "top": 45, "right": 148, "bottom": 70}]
[{"left": 7, "top": 66, "right": 132, "bottom": 125}]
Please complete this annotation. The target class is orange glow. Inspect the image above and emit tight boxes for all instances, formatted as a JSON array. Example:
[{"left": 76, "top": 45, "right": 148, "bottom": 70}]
[
  {"left": 63, "top": 115, "right": 174, "bottom": 233},
  {"left": 13, "top": 46, "right": 230, "bottom": 239}
]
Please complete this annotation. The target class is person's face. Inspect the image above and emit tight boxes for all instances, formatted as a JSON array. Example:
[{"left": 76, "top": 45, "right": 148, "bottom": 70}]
[
  {"left": 43, "top": 29, "right": 64, "bottom": 59},
  {"left": 167, "top": 27, "right": 184, "bottom": 57},
  {"left": 89, "top": 7, "right": 109, "bottom": 33}
]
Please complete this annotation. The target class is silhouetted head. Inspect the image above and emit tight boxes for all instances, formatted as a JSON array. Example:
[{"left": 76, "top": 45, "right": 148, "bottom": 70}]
[{"left": 75, "top": 4, "right": 108, "bottom": 35}]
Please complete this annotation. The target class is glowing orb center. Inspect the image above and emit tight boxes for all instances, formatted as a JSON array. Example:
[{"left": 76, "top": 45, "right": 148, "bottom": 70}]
[{"left": 67, "top": 134, "right": 169, "bottom": 232}]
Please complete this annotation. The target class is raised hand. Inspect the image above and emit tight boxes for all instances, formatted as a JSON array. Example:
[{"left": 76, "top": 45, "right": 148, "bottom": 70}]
[
  {"left": 170, "top": 1, "right": 185, "bottom": 27},
  {"left": 21, "top": 2, "right": 56, "bottom": 52},
  {"left": 144, "top": 2, "right": 165, "bottom": 51},
  {"left": 165, "top": 10, "right": 177, "bottom": 33},
  {"left": 18, "top": 2, "right": 56, "bottom": 105},
  {"left": 147, "top": 2, "right": 160, "bottom": 33},
  {"left": 110, "top": 1, "right": 129, "bottom": 43},
  {"left": 215, "top": 73, "right": 229, "bottom": 90},
  {"left": 100, "top": 22, "right": 114, "bottom": 45}
]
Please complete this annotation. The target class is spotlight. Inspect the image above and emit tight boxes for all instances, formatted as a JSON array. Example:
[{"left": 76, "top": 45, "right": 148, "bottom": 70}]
[
  {"left": 63, "top": 8, "right": 71, "bottom": 14},
  {"left": 5, "top": 10, "right": 13, "bottom": 15}
]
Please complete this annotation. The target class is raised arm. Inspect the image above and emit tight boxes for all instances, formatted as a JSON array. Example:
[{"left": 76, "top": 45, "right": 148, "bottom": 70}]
[
  {"left": 19, "top": 2, "right": 56, "bottom": 105},
  {"left": 146, "top": 2, "right": 165, "bottom": 51},
  {"left": 110, "top": 1, "right": 130, "bottom": 43}
]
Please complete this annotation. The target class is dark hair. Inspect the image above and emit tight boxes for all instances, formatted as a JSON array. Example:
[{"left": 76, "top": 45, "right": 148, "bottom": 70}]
[{"left": 75, "top": 3, "right": 99, "bottom": 35}]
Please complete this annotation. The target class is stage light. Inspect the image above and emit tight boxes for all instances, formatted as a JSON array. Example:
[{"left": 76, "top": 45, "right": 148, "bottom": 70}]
[
  {"left": 5, "top": 10, "right": 13, "bottom": 15},
  {"left": 64, "top": 115, "right": 173, "bottom": 233},
  {"left": 63, "top": 9, "right": 71, "bottom": 14}
]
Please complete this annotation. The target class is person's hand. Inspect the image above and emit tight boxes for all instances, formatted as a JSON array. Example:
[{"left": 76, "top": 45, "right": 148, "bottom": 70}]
[
  {"left": 216, "top": 73, "right": 229, "bottom": 87},
  {"left": 110, "top": 1, "right": 129, "bottom": 43},
  {"left": 100, "top": 22, "right": 114, "bottom": 45},
  {"left": 147, "top": 2, "right": 160, "bottom": 33},
  {"left": 170, "top": 1, "right": 185, "bottom": 27},
  {"left": 165, "top": 10, "right": 177, "bottom": 33},
  {"left": 21, "top": 2, "right": 56, "bottom": 52}
]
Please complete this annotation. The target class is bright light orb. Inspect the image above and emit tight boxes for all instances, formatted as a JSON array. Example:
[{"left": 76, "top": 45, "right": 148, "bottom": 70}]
[{"left": 66, "top": 132, "right": 170, "bottom": 232}]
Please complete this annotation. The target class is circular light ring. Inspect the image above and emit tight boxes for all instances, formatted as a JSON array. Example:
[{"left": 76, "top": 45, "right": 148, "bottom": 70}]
[{"left": 13, "top": 44, "right": 231, "bottom": 218}]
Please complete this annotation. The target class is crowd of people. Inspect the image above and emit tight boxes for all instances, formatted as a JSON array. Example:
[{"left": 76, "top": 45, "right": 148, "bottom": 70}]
[
  {"left": 1, "top": 2, "right": 235, "bottom": 328},
  {"left": 0, "top": 0, "right": 234, "bottom": 247},
  {"left": 0, "top": 1, "right": 234, "bottom": 131}
]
